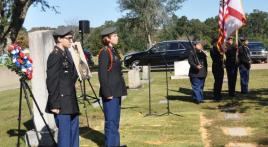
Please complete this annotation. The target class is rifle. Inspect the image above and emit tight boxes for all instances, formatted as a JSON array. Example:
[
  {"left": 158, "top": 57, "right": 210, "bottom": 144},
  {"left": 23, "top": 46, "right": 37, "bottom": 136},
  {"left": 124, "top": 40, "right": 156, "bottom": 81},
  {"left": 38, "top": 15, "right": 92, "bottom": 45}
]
[{"left": 185, "top": 31, "right": 200, "bottom": 65}]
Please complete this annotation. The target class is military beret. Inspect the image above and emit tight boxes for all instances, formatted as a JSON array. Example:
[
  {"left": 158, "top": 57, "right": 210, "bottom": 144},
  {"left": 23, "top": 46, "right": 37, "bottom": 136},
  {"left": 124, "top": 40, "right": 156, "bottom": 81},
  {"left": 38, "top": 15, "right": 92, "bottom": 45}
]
[
  {"left": 100, "top": 27, "right": 117, "bottom": 36},
  {"left": 53, "top": 26, "right": 73, "bottom": 37}
]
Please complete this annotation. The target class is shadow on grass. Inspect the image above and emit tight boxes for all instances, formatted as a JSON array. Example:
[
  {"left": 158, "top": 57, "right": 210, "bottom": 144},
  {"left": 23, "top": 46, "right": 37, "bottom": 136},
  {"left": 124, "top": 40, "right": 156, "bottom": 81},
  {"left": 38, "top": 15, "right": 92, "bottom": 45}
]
[
  {"left": 206, "top": 88, "right": 268, "bottom": 113},
  {"left": 6, "top": 119, "right": 33, "bottom": 144},
  {"left": 80, "top": 127, "right": 104, "bottom": 147},
  {"left": 257, "top": 137, "right": 268, "bottom": 146},
  {"left": 167, "top": 95, "right": 195, "bottom": 103},
  {"left": 169, "top": 87, "right": 214, "bottom": 103},
  {"left": 169, "top": 87, "right": 268, "bottom": 113}
]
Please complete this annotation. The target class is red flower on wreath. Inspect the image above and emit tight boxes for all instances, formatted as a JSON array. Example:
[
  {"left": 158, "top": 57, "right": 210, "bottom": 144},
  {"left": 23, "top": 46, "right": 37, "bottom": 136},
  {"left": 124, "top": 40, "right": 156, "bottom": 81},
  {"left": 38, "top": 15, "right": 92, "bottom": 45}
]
[{"left": 6, "top": 44, "right": 33, "bottom": 80}]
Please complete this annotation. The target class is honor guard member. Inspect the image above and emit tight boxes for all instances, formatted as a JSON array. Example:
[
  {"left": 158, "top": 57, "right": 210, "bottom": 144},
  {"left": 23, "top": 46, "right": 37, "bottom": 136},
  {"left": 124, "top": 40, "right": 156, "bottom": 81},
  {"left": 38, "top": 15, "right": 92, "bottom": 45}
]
[
  {"left": 238, "top": 37, "right": 251, "bottom": 94},
  {"left": 46, "top": 26, "right": 80, "bottom": 147},
  {"left": 210, "top": 38, "right": 224, "bottom": 101},
  {"left": 188, "top": 42, "right": 208, "bottom": 104},
  {"left": 225, "top": 36, "right": 238, "bottom": 97},
  {"left": 98, "top": 27, "right": 127, "bottom": 147}
]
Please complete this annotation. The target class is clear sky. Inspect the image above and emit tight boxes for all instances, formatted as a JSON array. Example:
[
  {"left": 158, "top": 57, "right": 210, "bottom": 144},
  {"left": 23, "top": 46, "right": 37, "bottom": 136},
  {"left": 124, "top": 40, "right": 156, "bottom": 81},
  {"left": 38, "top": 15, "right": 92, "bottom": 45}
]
[{"left": 23, "top": 0, "right": 268, "bottom": 30}]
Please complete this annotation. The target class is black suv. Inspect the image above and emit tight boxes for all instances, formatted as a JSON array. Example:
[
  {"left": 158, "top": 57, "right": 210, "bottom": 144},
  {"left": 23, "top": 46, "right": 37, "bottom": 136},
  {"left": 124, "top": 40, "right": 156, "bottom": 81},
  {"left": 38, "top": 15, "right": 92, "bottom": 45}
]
[
  {"left": 248, "top": 42, "right": 268, "bottom": 63},
  {"left": 124, "top": 40, "right": 193, "bottom": 69}
]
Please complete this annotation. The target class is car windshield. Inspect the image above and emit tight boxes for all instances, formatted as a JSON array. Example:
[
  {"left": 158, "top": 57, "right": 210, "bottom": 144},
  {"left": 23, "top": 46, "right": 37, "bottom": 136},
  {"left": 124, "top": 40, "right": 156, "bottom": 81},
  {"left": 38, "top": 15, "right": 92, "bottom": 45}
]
[
  {"left": 248, "top": 43, "right": 265, "bottom": 51},
  {"left": 181, "top": 42, "right": 194, "bottom": 50}
]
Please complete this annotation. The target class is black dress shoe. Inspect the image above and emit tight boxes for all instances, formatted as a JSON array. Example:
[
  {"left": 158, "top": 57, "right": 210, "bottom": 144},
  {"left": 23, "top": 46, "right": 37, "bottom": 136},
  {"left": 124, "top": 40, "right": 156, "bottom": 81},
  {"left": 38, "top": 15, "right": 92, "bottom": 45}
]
[
  {"left": 229, "top": 94, "right": 236, "bottom": 97},
  {"left": 194, "top": 100, "right": 201, "bottom": 104}
]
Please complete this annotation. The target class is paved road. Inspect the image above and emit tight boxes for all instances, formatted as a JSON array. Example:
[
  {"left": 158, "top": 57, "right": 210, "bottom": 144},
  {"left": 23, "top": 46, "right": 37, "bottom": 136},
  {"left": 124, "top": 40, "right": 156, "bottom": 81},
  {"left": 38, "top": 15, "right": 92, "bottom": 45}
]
[
  {"left": 0, "top": 66, "right": 20, "bottom": 91},
  {"left": 0, "top": 63, "right": 267, "bottom": 92}
]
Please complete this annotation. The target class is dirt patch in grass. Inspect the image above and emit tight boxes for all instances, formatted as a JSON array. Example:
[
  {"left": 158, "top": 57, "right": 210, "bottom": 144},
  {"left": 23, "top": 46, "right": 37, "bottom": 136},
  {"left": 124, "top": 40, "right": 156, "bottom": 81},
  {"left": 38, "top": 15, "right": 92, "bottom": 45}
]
[
  {"left": 200, "top": 112, "right": 213, "bottom": 147},
  {"left": 225, "top": 142, "right": 257, "bottom": 147},
  {"left": 144, "top": 140, "right": 164, "bottom": 145}
]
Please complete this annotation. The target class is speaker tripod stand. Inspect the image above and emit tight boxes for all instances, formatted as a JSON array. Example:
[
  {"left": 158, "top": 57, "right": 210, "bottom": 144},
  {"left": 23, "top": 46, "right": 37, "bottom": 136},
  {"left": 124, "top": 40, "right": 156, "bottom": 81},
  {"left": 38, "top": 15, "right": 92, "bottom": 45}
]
[
  {"left": 17, "top": 77, "right": 56, "bottom": 147},
  {"left": 78, "top": 78, "right": 103, "bottom": 128}
]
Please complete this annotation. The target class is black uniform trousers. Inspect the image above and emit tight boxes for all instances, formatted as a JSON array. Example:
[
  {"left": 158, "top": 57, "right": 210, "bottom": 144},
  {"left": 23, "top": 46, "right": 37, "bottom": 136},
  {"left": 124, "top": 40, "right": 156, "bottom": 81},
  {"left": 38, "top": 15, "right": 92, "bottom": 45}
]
[
  {"left": 212, "top": 64, "right": 224, "bottom": 100},
  {"left": 226, "top": 64, "right": 238, "bottom": 96}
]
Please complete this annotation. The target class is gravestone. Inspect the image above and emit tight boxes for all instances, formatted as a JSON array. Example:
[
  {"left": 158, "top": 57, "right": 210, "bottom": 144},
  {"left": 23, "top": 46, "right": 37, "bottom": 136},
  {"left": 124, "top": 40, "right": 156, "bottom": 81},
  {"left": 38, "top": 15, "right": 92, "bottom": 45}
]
[
  {"left": 222, "top": 127, "right": 249, "bottom": 137},
  {"left": 128, "top": 69, "right": 141, "bottom": 89},
  {"left": 28, "top": 30, "right": 57, "bottom": 146},
  {"left": 171, "top": 60, "right": 190, "bottom": 79},
  {"left": 224, "top": 113, "right": 241, "bottom": 120},
  {"left": 142, "top": 66, "right": 149, "bottom": 81}
]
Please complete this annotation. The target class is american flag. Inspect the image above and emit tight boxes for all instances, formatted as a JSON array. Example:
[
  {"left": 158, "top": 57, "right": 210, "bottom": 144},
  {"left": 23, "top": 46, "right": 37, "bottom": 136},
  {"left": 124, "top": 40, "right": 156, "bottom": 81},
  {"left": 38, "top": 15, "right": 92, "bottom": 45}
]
[
  {"left": 217, "top": 0, "right": 246, "bottom": 54},
  {"left": 217, "top": 0, "right": 229, "bottom": 54}
]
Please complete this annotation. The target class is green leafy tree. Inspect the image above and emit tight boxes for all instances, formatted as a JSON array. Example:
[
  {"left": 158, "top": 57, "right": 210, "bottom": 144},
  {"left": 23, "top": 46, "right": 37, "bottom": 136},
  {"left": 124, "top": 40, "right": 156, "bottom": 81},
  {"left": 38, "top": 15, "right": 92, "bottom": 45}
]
[
  {"left": 0, "top": 0, "right": 57, "bottom": 53},
  {"left": 118, "top": 0, "right": 185, "bottom": 48},
  {"left": 116, "top": 18, "right": 147, "bottom": 53},
  {"left": 204, "top": 16, "right": 218, "bottom": 40}
]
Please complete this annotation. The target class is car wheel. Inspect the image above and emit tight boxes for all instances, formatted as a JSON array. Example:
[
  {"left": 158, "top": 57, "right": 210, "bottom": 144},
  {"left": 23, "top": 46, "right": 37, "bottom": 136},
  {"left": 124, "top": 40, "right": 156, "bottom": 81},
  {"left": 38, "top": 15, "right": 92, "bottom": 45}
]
[{"left": 130, "top": 60, "right": 142, "bottom": 71}]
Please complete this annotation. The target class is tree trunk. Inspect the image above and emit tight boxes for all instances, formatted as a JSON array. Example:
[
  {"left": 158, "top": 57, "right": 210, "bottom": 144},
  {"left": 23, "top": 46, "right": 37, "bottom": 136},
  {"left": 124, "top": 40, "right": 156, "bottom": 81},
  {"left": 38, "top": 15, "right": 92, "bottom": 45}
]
[
  {"left": 145, "top": 23, "right": 152, "bottom": 48},
  {"left": 147, "top": 33, "right": 152, "bottom": 48},
  {"left": 0, "top": 0, "right": 33, "bottom": 53}
]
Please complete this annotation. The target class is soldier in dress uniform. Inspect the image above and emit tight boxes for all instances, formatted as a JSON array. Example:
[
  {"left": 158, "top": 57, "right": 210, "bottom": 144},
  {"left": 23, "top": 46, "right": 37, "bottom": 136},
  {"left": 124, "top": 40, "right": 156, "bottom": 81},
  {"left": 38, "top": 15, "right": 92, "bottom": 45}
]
[
  {"left": 238, "top": 37, "right": 251, "bottom": 94},
  {"left": 210, "top": 38, "right": 224, "bottom": 101},
  {"left": 46, "top": 26, "right": 79, "bottom": 147},
  {"left": 225, "top": 36, "right": 238, "bottom": 97},
  {"left": 98, "top": 27, "right": 127, "bottom": 147}
]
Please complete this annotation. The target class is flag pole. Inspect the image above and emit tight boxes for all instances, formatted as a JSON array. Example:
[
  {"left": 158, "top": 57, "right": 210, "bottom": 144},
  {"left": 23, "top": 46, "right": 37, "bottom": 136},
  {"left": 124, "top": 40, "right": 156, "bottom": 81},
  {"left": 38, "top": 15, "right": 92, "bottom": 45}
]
[{"left": 236, "top": 30, "right": 239, "bottom": 45}]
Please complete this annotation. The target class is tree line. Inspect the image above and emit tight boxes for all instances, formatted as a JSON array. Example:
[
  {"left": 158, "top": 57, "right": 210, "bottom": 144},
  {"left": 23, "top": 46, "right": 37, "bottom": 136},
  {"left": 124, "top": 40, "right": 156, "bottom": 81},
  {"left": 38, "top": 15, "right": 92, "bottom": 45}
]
[
  {"left": 1, "top": 0, "right": 268, "bottom": 56},
  {"left": 84, "top": 9, "right": 268, "bottom": 55}
]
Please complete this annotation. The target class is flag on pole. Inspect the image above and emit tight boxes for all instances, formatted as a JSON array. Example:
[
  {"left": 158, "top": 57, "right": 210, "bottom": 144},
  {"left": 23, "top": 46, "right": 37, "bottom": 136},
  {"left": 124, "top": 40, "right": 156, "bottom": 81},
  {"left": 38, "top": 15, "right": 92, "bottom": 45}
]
[{"left": 217, "top": 0, "right": 246, "bottom": 54}]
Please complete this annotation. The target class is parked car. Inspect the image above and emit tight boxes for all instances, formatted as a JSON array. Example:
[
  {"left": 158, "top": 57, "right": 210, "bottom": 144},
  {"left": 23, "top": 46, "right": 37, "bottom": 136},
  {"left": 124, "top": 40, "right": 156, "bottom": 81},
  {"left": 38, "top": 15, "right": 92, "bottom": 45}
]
[
  {"left": 124, "top": 40, "right": 193, "bottom": 69},
  {"left": 248, "top": 42, "right": 268, "bottom": 63},
  {"left": 0, "top": 54, "right": 8, "bottom": 65}
]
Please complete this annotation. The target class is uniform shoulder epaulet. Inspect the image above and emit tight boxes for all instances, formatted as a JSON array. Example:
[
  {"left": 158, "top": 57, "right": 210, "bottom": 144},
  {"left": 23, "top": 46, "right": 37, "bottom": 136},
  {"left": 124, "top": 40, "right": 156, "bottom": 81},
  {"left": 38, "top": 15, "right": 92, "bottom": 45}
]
[{"left": 51, "top": 47, "right": 60, "bottom": 54}]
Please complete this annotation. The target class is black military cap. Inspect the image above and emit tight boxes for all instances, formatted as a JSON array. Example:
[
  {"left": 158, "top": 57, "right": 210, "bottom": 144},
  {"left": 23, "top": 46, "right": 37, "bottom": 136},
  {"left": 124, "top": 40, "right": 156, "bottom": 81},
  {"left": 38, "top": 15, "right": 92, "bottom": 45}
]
[
  {"left": 227, "top": 36, "right": 234, "bottom": 40},
  {"left": 194, "top": 42, "right": 202, "bottom": 46},
  {"left": 100, "top": 27, "right": 117, "bottom": 37},
  {"left": 53, "top": 26, "right": 73, "bottom": 37},
  {"left": 239, "top": 37, "right": 247, "bottom": 42},
  {"left": 211, "top": 38, "right": 218, "bottom": 45}
]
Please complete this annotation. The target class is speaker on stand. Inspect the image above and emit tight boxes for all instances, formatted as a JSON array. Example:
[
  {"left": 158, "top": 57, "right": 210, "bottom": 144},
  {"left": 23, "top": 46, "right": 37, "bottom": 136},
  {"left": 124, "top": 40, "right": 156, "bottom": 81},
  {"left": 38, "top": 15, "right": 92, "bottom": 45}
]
[
  {"left": 78, "top": 20, "right": 103, "bottom": 128},
  {"left": 79, "top": 20, "right": 90, "bottom": 47}
]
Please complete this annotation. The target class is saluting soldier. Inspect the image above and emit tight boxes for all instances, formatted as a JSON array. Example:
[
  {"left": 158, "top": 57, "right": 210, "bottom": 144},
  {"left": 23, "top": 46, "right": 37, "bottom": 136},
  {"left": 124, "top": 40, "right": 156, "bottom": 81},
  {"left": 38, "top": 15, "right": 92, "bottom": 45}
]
[
  {"left": 98, "top": 27, "right": 127, "bottom": 147},
  {"left": 210, "top": 38, "right": 224, "bottom": 101},
  {"left": 188, "top": 42, "right": 208, "bottom": 104},
  {"left": 238, "top": 37, "right": 251, "bottom": 94},
  {"left": 46, "top": 26, "right": 79, "bottom": 147},
  {"left": 225, "top": 36, "right": 238, "bottom": 97}
]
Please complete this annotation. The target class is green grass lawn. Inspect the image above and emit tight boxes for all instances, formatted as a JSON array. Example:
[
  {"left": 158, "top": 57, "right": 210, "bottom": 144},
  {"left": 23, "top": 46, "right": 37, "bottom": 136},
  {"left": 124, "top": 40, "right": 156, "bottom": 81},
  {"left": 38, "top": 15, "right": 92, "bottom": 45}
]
[{"left": 0, "top": 69, "right": 267, "bottom": 147}]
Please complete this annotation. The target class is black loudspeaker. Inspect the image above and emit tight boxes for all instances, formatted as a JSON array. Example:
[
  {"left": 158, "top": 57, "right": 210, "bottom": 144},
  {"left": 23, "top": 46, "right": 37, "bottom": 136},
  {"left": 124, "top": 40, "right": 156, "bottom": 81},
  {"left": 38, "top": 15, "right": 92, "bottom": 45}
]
[{"left": 79, "top": 20, "right": 90, "bottom": 33}]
